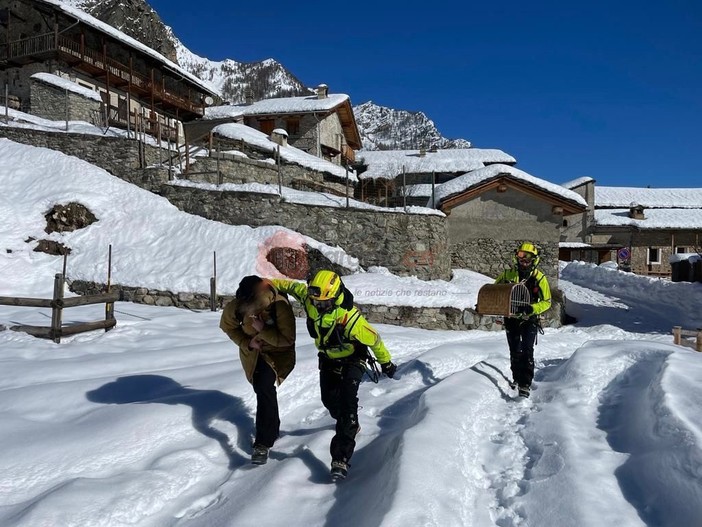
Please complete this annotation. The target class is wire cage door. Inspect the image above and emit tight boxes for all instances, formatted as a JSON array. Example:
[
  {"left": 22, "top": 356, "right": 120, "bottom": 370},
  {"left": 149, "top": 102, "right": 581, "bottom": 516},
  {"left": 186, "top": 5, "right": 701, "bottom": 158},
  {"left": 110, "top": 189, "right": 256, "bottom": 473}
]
[{"left": 476, "top": 282, "right": 530, "bottom": 317}]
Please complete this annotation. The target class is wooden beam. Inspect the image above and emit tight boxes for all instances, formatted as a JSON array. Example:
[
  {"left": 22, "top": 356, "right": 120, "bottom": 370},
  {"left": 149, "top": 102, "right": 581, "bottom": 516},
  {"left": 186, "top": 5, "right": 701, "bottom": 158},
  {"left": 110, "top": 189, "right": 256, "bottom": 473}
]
[
  {"left": 10, "top": 318, "right": 117, "bottom": 339},
  {"left": 59, "top": 291, "right": 120, "bottom": 308},
  {"left": 60, "top": 318, "right": 116, "bottom": 336},
  {"left": 0, "top": 296, "right": 53, "bottom": 308},
  {"left": 10, "top": 324, "right": 53, "bottom": 338}
]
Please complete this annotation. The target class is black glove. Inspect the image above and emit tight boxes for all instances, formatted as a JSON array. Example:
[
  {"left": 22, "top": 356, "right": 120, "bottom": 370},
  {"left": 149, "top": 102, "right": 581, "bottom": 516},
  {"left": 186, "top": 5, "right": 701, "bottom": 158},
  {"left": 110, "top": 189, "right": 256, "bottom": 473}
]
[
  {"left": 381, "top": 361, "right": 397, "bottom": 378},
  {"left": 516, "top": 304, "right": 534, "bottom": 315}
]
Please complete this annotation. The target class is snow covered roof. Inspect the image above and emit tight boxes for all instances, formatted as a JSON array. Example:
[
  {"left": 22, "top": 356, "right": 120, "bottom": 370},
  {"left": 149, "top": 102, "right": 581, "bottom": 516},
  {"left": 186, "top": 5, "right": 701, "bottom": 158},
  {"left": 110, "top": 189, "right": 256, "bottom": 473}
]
[
  {"left": 561, "top": 176, "right": 595, "bottom": 190},
  {"left": 31, "top": 73, "right": 102, "bottom": 102},
  {"left": 596, "top": 187, "right": 702, "bottom": 209},
  {"left": 356, "top": 148, "right": 516, "bottom": 180},
  {"left": 204, "top": 94, "right": 351, "bottom": 120},
  {"left": 669, "top": 253, "right": 701, "bottom": 264},
  {"left": 37, "top": 0, "right": 219, "bottom": 97},
  {"left": 559, "top": 241, "right": 593, "bottom": 248},
  {"left": 430, "top": 164, "right": 588, "bottom": 209},
  {"left": 212, "top": 123, "right": 358, "bottom": 182},
  {"left": 400, "top": 184, "right": 434, "bottom": 197},
  {"left": 594, "top": 208, "right": 702, "bottom": 229}
]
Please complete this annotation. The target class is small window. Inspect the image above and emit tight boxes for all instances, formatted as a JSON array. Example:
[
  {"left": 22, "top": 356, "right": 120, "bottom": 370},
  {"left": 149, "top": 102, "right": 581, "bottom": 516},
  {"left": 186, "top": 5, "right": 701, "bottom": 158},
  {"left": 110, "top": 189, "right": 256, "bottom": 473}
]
[
  {"left": 647, "top": 247, "right": 661, "bottom": 264},
  {"left": 286, "top": 118, "right": 300, "bottom": 135},
  {"left": 562, "top": 219, "right": 568, "bottom": 227},
  {"left": 259, "top": 119, "right": 275, "bottom": 135},
  {"left": 676, "top": 246, "right": 688, "bottom": 254}
]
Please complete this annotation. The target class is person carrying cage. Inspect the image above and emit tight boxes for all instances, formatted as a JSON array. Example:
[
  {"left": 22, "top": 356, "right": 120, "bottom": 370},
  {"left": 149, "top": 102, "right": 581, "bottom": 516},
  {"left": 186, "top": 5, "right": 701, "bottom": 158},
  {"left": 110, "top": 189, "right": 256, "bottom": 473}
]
[{"left": 494, "top": 242, "right": 552, "bottom": 398}]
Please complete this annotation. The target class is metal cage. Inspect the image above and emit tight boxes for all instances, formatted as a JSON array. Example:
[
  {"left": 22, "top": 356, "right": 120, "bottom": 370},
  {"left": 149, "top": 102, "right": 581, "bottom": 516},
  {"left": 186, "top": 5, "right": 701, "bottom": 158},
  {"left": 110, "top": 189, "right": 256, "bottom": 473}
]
[{"left": 476, "top": 283, "right": 531, "bottom": 317}]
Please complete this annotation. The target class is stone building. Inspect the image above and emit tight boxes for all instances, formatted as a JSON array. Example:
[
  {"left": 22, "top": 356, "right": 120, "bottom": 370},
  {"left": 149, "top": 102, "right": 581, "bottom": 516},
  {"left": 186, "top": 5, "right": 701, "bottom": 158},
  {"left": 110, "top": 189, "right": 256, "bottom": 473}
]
[
  {"left": 354, "top": 149, "right": 586, "bottom": 284},
  {"left": 0, "top": 0, "right": 219, "bottom": 140},
  {"left": 186, "top": 85, "right": 361, "bottom": 167},
  {"left": 560, "top": 184, "right": 702, "bottom": 277},
  {"left": 431, "top": 164, "right": 588, "bottom": 285}
]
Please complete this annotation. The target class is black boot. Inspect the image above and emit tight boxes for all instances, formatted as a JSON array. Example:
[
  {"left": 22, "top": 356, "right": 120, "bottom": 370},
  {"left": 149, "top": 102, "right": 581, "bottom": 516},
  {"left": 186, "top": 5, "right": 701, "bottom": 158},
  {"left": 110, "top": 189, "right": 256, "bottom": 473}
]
[
  {"left": 330, "top": 460, "right": 349, "bottom": 481},
  {"left": 251, "top": 444, "right": 269, "bottom": 465}
]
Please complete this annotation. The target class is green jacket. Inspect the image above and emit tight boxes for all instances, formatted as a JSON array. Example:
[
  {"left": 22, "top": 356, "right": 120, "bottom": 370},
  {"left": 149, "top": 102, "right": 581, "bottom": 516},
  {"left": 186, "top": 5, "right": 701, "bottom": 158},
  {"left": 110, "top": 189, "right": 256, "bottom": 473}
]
[
  {"left": 494, "top": 267, "right": 552, "bottom": 316},
  {"left": 270, "top": 278, "right": 392, "bottom": 364}
]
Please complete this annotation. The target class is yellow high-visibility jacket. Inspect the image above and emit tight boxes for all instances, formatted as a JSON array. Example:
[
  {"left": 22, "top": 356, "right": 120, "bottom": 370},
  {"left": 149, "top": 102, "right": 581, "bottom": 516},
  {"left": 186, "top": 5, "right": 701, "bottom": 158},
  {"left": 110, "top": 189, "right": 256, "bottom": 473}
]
[
  {"left": 494, "top": 267, "right": 552, "bottom": 316},
  {"left": 271, "top": 278, "right": 392, "bottom": 364}
]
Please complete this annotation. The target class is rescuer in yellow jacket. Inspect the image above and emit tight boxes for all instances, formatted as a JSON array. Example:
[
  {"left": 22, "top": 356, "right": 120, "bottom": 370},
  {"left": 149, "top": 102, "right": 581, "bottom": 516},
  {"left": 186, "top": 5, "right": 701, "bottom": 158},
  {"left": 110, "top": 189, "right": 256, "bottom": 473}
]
[
  {"left": 494, "top": 242, "right": 552, "bottom": 398},
  {"left": 271, "top": 270, "right": 397, "bottom": 480}
]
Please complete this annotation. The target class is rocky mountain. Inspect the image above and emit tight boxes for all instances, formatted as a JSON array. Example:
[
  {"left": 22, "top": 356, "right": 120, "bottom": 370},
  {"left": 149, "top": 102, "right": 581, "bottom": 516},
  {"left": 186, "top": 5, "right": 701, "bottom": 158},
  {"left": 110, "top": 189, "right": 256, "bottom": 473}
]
[
  {"left": 353, "top": 101, "right": 472, "bottom": 151},
  {"left": 61, "top": 0, "right": 178, "bottom": 61},
  {"left": 61, "top": 0, "right": 470, "bottom": 150},
  {"left": 61, "top": 0, "right": 309, "bottom": 103}
]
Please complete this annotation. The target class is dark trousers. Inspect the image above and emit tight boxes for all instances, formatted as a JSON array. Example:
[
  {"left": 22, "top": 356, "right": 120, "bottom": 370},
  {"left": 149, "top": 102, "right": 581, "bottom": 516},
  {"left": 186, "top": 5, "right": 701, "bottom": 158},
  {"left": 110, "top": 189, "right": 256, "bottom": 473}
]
[
  {"left": 319, "top": 357, "right": 365, "bottom": 463},
  {"left": 504, "top": 317, "right": 538, "bottom": 387},
  {"left": 252, "top": 355, "right": 280, "bottom": 448}
]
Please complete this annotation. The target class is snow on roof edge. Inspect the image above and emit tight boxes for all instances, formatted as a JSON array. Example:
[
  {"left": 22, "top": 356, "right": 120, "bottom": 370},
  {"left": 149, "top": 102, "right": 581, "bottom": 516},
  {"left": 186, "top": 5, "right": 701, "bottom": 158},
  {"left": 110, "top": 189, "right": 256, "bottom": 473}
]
[
  {"left": 39, "top": 0, "right": 220, "bottom": 97},
  {"left": 432, "top": 164, "right": 588, "bottom": 208}
]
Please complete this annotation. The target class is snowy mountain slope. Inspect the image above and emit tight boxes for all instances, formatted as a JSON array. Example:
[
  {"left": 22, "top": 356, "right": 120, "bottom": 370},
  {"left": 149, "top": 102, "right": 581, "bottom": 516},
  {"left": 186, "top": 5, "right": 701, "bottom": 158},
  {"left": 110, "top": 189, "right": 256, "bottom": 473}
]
[
  {"left": 354, "top": 101, "right": 472, "bottom": 151},
  {"left": 0, "top": 139, "right": 358, "bottom": 296}
]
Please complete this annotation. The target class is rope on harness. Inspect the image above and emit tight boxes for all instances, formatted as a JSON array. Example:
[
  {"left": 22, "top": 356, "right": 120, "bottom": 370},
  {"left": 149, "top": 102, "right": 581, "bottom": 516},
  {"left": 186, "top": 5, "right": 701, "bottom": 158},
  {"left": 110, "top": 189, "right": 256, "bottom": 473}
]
[{"left": 364, "top": 350, "right": 381, "bottom": 383}]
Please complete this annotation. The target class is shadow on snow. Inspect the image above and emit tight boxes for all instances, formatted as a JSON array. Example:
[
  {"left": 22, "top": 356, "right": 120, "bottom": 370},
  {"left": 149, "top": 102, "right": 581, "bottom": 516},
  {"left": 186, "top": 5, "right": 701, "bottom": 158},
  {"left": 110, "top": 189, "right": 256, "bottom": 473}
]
[
  {"left": 596, "top": 355, "right": 702, "bottom": 527},
  {"left": 323, "top": 359, "right": 440, "bottom": 527},
  {"left": 86, "top": 375, "right": 254, "bottom": 470}
]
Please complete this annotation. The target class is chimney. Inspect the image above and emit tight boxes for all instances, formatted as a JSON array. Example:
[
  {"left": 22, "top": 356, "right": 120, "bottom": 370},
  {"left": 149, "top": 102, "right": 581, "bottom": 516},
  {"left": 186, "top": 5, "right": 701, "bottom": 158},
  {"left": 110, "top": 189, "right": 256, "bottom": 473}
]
[
  {"left": 316, "top": 83, "right": 328, "bottom": 99},
  {"left": 270, "top": 128, "right": 288, "bottom": 147},
  {"left": 629, "top": 202, "right": 645, "bottom": 219},
  {"left": 244, "top": 87, "right": 254, "bottom": 105}
]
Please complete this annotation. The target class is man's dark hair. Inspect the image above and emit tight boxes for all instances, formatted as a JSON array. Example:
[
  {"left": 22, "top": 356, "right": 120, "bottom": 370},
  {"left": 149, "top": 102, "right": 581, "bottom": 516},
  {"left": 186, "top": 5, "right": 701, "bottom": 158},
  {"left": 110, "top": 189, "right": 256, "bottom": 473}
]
[{"left": 235, "top": 275, "right": 263, "bottom": 301}]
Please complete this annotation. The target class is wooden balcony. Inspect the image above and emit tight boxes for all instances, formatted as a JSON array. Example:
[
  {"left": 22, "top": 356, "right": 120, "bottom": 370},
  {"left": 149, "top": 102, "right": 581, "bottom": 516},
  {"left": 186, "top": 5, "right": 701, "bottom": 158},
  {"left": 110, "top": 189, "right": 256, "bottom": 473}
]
[{"left": 2, "top": 32, "right": 207, "bottom": 119}]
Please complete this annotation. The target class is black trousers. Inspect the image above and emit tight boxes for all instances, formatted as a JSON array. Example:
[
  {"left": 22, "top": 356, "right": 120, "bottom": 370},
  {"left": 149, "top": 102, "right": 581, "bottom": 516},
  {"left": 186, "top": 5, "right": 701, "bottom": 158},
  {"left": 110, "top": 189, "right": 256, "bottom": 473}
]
[
  {"left": 252, "top": 355, "right": 280, "bottom": 448},
  {"left": 319, "top": 356, "right": 365, "bottom": 464},
  {"left": 504, "top": 317, "right": 539, "bottom": 387}
]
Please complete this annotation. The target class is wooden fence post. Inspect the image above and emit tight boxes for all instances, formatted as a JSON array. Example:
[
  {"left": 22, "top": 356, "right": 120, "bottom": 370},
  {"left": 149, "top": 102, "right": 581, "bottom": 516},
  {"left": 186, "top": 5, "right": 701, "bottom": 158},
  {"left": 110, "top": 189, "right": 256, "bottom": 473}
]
[
  {"left": 697, "top": 330, "right": 702, "bottom": 353},
  {"left": 216, "top": 139, "right": 222, "bottom": 185},
  {"left": 51, "top": 273, "right": 65, "bottom": 343},
  {"left": 672, "top": 326, "right": 681, "bottom": 345},
  {"left": 277, "top": 145, "right": 282, "bottom": 195},
  {"left": 105, "top": 244, "right": 115, "bottom": 331},
  {"left": 210, "top": 250, "right": 217, "bottom": 312}
]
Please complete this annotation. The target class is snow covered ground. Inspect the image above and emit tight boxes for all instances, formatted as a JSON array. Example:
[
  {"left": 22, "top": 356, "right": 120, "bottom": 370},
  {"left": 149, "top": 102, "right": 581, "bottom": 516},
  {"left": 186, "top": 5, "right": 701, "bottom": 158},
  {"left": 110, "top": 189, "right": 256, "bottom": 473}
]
[{"left": 1, "top": 138, "right": 702, "bottom": 526}]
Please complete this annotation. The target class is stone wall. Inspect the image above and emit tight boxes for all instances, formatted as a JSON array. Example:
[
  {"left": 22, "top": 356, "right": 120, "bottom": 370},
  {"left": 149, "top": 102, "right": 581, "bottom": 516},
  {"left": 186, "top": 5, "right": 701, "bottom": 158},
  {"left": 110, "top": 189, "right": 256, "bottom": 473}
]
[
  {"left": 451, "top": 238, "right": 560, "bottom": 286},
  {"left": 187, "top": 152, "right": 351, "bottom": 195},
  {"left": 159, "top": 183, "right": 451, "bottom": 281},
  {"left": 70, "top": 279, "right": 567, "bottom": 331},
  {"left": 30, "top": 78, "right": 102, "bottom": 123},
  {"left": 0, "top": 127, "right": 171, "bottom": 189}
]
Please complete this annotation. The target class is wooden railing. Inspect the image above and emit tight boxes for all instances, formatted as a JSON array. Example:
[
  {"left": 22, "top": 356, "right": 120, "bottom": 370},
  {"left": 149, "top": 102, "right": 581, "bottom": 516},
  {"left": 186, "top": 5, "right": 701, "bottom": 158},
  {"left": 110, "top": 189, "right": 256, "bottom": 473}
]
[
  {"left": 673, "top": 326, "right": 702, "bottom": 352},
  {"left": 0, "top": 273, "right": 117, "bottom": 343},
  {"left": 5, "top": 32, "right": 205, "bottom": 116},
  {"left": 8, "top": 32, "right": 55, "bottom": 58}
]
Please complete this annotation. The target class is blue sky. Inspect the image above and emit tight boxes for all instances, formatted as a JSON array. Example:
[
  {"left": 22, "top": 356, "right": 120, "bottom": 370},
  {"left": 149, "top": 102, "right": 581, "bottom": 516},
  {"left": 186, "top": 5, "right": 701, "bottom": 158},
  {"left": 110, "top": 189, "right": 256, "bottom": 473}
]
[{"left": 149, "top": 0, "right": 702, "bottom": 188}]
